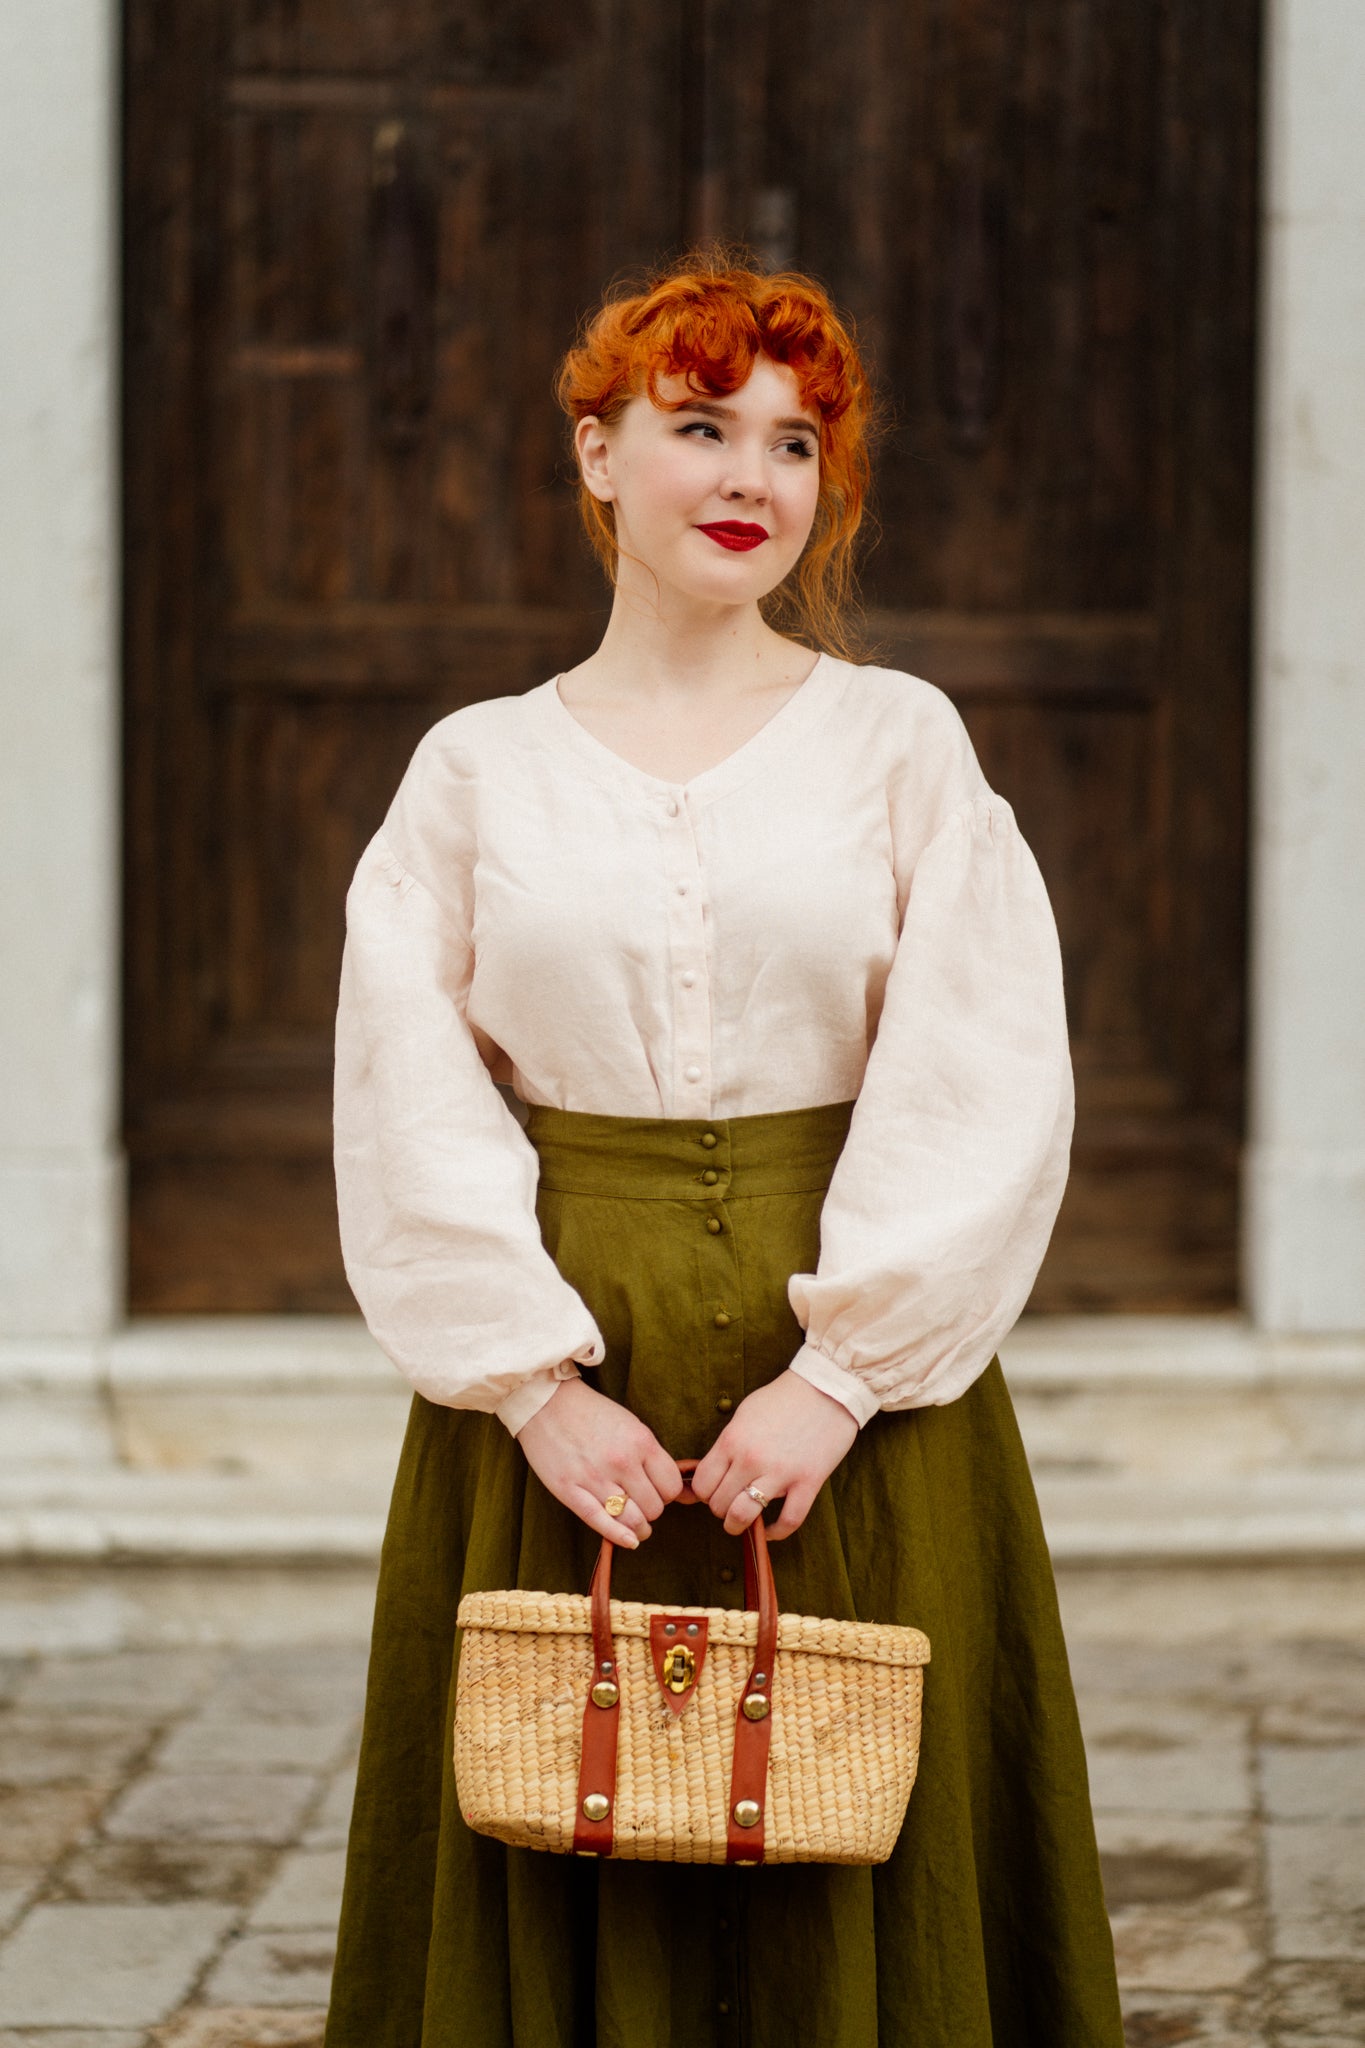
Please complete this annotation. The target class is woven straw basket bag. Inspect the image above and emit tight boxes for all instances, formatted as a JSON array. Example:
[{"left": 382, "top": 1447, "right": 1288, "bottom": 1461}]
[{"left": 453, "top": 1461, "right": 930, "bottom": 1866}]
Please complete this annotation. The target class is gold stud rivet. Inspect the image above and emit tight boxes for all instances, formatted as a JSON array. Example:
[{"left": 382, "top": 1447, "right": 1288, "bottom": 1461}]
[
  {"left": 733, "top": 1798, "right": 761, "bottom": 1828},
  {"left": 741, "top": 1693, "right": 770, "bottom": 1721},
  {"left": 582, "top": 1792, "right": 610, "bottom": 1822},
  {"left": 590, "top": 1680, "right": 619, "bottom": 1709}
]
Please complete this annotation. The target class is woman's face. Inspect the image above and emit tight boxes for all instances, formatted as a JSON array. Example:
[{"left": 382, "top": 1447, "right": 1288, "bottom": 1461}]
[{"left": 576, "top": 355, "right": 822, "bottom": 611}]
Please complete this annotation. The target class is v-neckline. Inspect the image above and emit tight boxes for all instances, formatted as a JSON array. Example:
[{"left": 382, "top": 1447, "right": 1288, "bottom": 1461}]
[{"left": 536, "top": 651, "right": 839, "bottom": 803}]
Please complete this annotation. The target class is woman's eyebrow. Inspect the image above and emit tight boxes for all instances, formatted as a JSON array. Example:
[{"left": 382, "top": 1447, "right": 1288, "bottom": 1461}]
[{"left": 678, "top": 399, "right": 819, "bottom": 435}]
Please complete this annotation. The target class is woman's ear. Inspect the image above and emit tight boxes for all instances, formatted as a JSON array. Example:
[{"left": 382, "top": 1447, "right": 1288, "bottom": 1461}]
[{"left": 575, "top": 414, "right": 615, "bottom": 503}]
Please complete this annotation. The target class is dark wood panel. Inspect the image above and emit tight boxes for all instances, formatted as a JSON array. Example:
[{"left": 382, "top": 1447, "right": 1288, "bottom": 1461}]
[
  {"left": 130, "top": 1157, "right": 351, "bottom": 1313},
  {"left": 1038, "top": 1153, "right": 1241, "bottom": 1313},
  {"left": 228, "top": 0, "right": 591, "bottom": 82},
  {"left": 211, "top": 609, "right": 1149, "bottom": 698},
  {"left": 125, "top": 0, "right": 1259, "bottom": 1312},
  {"left": 765, "top": 0, "right": 1168, "bottom": 613}
]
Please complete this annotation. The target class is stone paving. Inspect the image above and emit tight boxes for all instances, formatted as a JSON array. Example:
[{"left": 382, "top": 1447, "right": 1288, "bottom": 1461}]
[{"left": 0, "top": 1570, "right": 1361, "bottom": 2045}]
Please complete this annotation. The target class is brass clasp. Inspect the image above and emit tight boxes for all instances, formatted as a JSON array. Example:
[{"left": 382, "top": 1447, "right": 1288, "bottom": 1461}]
[{"left": 661, "top": 1643, "right": 696, "bottom": 1693}]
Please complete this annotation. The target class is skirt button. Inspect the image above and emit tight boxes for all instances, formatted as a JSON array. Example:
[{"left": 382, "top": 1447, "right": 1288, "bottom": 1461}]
[
  {"left": 716, "top": 1394, "right": 734, "bottom": 1413},
  {"left": 706, "top": 1217, "right": 723, "bottom": 1234},
  {"left": 713, "top": 1310, "right": 731, "bottom": 1329}
]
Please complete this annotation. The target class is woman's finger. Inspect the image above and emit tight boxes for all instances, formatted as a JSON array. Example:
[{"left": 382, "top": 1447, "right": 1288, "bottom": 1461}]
[
  {"left": 722, "top": 1475, "right": 781, "bottom": 1537},
  {"left": 641, "top": 1444, "right": 686, "bottom": 1508},
  {"left": 567, "top": 1485, "right": 640, "bottom": 1548},
  {"left": 688, "top": 1440, "right": 729, "bottom": 1501},
  {"left": 619, "top": 1497, "right": 652, "bottom": 1540},
  {"left": 622, "top": 1467, "right": 666, "bottom": 1523},
  {"left": 766, "top": 1478, "right": 817, "bottom": 1541},
  {"left": 594, "top": 1476, "right": 652, "bottom": 1538},
  {"left": 708, "top": 1457, "right": 762, "bottom": 1528},
  {"left": 699, "top": 1453, "right": 742, "bottom": 1522}
]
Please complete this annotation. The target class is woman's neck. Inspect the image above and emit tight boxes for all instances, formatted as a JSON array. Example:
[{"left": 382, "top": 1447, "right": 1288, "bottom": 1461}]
[
  {"left": 567, "top": 587, "right": 808, "bottom": 706},
  {"left": 556, "top": 585, "right": 822, "bottom": 784}
]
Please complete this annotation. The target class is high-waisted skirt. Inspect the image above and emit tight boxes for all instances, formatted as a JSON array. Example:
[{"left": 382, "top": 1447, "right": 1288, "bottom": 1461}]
[{"left": 323, "top": 1100, "right": 1125, "bottom": 2048}]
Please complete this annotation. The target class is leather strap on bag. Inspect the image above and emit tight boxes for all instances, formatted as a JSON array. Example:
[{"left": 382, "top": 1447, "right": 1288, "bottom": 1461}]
[
  {"left": 571, "top": 1542, "right": 623, "bottom": 1855},
  {"left": 572, "top": 1460, "right": 779, "bottom": 1861},
  {"left": 725, "top": 1508, "right": 777, "bottom": 1865}
]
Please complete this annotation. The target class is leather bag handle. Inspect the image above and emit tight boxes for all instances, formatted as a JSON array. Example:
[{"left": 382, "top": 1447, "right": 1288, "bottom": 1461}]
[{"left": 572, "top": 1459, "right": 779, "bottom": 1864}]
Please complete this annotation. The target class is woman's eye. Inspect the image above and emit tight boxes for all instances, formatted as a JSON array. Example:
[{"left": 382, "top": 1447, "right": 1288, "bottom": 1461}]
[
  {"left": 678, "top": 421, "right": 722, "bottom": 441},
  {"left": 783, "top": 438, "right": 817, "bottom": 460}
]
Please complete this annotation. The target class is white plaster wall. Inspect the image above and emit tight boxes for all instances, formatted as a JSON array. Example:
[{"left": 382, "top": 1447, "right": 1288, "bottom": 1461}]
[
  {"left": 0, "top": 0, "right": 122, "bottom": 1334},
  {"left": 1246, "top": 0, "right": 1365, "bottom": 1327}
]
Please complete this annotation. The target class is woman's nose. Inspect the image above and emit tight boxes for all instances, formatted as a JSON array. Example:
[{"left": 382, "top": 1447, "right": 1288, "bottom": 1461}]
[{"left": 722, "top": 460, "right": 770, "bottom": 503}]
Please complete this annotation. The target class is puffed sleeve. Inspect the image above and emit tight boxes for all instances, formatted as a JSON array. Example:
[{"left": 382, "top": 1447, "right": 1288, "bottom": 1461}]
[
  {"left": 333, "top": 731, "right": 606, "bottom": 1436},
  {"left": 785, "top": 782, "right": 1074, "bottom": 1427}
]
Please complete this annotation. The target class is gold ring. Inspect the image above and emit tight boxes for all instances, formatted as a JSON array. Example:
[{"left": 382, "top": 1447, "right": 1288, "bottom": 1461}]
[
  {"left": 603, "top": 1493, "right": 627, "bottom": 1518},
  {"left": 746, "top": 1484, "right": 769, "bottom": 1509}
]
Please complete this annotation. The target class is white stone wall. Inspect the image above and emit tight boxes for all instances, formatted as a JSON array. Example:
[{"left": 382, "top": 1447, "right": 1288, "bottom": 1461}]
[
  {"left": 1245, "top": 0, "right": 1365, "bottom": 1328},
  {"left": 0, "top": 0, "right": 1360, "bottom": 1339},
  {"left": 0, "top": 0, "right": 122, "bottom": 1335}
]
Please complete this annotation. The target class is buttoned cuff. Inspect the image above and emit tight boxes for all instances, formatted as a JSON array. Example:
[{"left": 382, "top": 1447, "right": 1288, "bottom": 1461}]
[
  {"left": 495, "top": 1362, "right": 580, "bottom": 1437},
  {"left": 788, "top": 1342, "right": 882, "bottom": 1429}
]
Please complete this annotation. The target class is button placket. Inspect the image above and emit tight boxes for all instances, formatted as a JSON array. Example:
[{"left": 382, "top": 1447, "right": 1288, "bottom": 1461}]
[
  {"left": 659, "top": 790, "right": 712, "bottom": 1112},
  {"left": 697, "top": 1124, "right": 744, "bottom": 1476}
]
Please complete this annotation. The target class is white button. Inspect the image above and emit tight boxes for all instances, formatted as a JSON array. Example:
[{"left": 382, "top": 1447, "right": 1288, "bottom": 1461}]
[
  {"left": 666, "top": 798, "right": 680, "bottom": 817},
  {"left": 684, "top": 1063, "right": 702, "bottom": 1082},
  {"left": 681, "top": 970, "right": 697, "bottom": 988}
]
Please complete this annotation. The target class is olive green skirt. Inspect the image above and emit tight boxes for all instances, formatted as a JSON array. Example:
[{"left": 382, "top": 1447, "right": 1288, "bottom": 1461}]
[{"left": 324, "top": 1100, "right": 1123, "bottom": 2048}]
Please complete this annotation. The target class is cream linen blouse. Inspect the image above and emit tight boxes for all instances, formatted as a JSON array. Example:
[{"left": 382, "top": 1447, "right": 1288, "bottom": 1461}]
[{"left": 333, "top": 653, "right": 1074, "bottom": 1438}]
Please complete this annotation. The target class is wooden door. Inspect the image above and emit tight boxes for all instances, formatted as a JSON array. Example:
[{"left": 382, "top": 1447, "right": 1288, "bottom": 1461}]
[{"left": 124, "top": 0, "right": 1259, "bottom": 1312}]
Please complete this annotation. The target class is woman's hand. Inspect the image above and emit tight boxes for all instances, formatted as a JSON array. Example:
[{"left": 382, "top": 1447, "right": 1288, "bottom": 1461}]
[
  {"left": 690, "top": 1369, "right": 859, "bottom": 1539},
  {"left": 515, "top": 1377, "right": 685, "bottom": 1549}
]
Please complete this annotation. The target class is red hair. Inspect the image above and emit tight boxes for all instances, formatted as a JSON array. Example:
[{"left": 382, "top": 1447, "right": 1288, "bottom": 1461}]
[{"left": 556, "top": 252, "right": 874, "bottom": 659}]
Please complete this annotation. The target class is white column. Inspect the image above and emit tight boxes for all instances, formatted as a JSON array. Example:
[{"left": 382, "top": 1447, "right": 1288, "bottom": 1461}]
[
  {"left": 0, "top": 0, "right": 122, "bottom": 1335},
  {"left": 1246, "top": 0, "right": 1365, "bottom": 1328}
]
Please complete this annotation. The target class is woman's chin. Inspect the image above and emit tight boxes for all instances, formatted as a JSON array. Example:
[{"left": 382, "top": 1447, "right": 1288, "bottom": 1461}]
[{"left": 636, "top": 553, "right": 790, "bottom": 614}]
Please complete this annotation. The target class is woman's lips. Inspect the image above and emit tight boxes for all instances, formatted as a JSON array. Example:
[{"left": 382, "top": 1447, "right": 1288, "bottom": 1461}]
[{"left": 696, "top": 522, "right": 769, "bottom": 552}]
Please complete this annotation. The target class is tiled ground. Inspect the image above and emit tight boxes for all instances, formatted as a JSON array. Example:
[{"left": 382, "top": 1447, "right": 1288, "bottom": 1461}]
[
  {"left": 0, "top": 1576, "right": 1362, "bottom": 2046},
  {"left": 0, "top": 1640, "right": 361, "bottom": 2044},
  {"left": 1068, "top": 1633, "right": 1365, "bottom": 2047}
]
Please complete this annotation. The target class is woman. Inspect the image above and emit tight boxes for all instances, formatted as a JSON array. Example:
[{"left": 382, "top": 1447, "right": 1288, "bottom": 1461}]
[{"left": 325, "top": 254, "right": 1125, "bottom": 2048}]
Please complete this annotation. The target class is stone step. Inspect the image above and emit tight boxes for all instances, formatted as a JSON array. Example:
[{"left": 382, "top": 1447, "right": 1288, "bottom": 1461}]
[
  {"left": 1032, "top": 1467, "right": 1365, "bottom": 1563},
  {"left": 2, "top": 1462, "right": 1361, "bottom": 1569},
  {"left": 1003, "top": 1316, "right": 1365, "bottom": 1483},
  {"left": 2, "top": 1315, "right": 1363, "bottom": 1564},
  {"left": 0, "top": 1318, "right": 410, "bottom": 1484},
  {"left": 0, "top": 1466, "right": 389, "bottom": 1563}
]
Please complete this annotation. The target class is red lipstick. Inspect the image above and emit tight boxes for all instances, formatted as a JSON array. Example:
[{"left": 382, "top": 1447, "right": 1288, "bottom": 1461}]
[{"left": 697, "top": 521, "right": 769, "bottom": 552}]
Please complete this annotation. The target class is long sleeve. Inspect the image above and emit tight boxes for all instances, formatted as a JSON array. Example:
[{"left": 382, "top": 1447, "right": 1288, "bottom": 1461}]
[
  {"left": 334, "top": 813, "right": 606, "bottom": 1436},
  {"left": 786, "top": 789, "right": 1074, "bottom": 1426}
]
